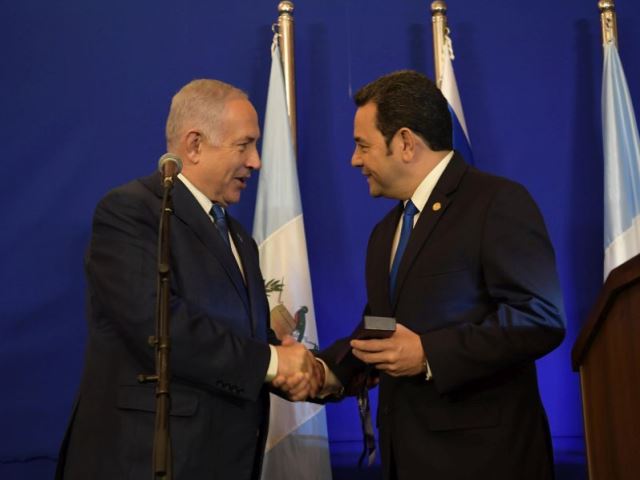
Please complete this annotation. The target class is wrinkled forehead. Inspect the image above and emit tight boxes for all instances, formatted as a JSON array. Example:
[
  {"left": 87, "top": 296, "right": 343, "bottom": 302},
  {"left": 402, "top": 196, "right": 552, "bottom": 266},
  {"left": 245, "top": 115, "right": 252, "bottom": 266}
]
[{"left": 217, "top": 98, "right": 260, "bottom": 141}]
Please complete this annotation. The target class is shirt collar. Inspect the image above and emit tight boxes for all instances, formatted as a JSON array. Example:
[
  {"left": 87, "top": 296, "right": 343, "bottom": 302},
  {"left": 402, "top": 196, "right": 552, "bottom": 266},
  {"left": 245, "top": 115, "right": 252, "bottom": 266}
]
[
  {"left": 405, "top": 150, "right": 454, "bottom": 212},
  {"left": 178, "top": 173, "right": 218, "bottom": 216}
]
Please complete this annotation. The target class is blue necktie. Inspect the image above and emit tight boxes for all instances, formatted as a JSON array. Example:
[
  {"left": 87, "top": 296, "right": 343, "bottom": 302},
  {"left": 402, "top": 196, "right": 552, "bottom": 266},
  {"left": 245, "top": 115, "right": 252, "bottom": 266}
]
[
  {"left": 389, "top": 200, "right": 418, "bottom": 299},
  {"left": 210, "top": 204, "right": 231, "bottom": 247}
]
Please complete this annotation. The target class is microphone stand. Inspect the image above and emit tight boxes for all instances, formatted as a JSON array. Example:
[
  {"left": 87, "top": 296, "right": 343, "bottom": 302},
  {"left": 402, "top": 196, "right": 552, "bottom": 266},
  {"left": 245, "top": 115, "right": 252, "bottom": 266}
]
[{"left": 138, "top": 176, "right": 175, "bottom": 479}]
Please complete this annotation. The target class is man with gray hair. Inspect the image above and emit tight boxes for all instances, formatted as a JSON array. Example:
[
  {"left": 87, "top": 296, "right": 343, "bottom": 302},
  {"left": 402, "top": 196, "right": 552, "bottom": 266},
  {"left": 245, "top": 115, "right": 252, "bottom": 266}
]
[{"left": 55, "top": 79, "right": 317, "bottom": 479}]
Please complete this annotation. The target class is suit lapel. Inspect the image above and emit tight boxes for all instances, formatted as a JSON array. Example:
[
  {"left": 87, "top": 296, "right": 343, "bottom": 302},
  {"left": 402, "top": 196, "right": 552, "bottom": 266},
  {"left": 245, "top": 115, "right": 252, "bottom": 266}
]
[
  {"left": 168, "top": 177, "right": 251, "bottom": 315},
  {"left": 368, "top": 203, "right": 403, "bottom": 316},
  {"left": 228, "top": 218, "right": 267, "bottom": 340},
  {"left": 392, "top": 153, "right": 469, "bottom": 309}
]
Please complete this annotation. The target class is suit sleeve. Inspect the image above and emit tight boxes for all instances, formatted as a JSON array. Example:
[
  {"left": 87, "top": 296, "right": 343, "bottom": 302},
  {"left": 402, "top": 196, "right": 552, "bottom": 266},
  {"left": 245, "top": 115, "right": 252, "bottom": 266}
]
[
  {"left": 421, "top": 182, "right": 566, "bottom": 395},
  {"left": 316, "top": 308, "right": 372, "bottom": 398},
  {"left": 86, "top": 187, "right": 271, "bottom": 402}
]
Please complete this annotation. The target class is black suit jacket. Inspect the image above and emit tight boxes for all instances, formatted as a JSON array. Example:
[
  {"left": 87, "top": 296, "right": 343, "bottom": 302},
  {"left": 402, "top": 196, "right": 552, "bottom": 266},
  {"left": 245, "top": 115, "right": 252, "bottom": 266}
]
[
  {"left": 56, "top": 172, "right": 275, "bottom": 479},
  {"left": 321, "top": 153, "right": 565, "bottom": 480}
]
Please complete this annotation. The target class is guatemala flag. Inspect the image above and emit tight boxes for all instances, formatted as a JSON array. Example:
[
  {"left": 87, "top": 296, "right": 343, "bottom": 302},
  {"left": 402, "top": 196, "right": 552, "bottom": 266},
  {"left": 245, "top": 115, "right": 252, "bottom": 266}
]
[
  {"left": 602, "top": 41, "right": 640, "bottom": 279},
  {"left": 253, "top": 38, "right": 332, "bottom": 480},
  {"left": 439, "top": 32, "right": 473, "bottom": 164}
]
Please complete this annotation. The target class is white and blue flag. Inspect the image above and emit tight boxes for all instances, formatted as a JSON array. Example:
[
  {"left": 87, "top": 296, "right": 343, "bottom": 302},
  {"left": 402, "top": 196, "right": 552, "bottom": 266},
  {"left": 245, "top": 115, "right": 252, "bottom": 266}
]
[
  {"left": 253, "top": 38, "right": 332, "bottom": 480},
  {"left": 439, "top": 32, "right": 473, "bottom": 163},
  {"left": 602, "top": 41, "right": 640, "bottom": 279}
]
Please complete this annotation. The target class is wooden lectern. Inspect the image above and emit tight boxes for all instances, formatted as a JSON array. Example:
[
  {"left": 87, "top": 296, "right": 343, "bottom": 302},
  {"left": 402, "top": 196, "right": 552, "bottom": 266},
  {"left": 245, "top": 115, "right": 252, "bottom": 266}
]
[{"left": 572, "top": 254, "right": 640, "bottom": 479}]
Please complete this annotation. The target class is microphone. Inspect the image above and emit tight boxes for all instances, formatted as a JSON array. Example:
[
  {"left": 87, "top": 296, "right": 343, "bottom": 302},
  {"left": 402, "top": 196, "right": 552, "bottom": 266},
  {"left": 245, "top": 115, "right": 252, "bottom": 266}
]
[{"left": 157, "top": 153, "right": 182, "bottom": 187}]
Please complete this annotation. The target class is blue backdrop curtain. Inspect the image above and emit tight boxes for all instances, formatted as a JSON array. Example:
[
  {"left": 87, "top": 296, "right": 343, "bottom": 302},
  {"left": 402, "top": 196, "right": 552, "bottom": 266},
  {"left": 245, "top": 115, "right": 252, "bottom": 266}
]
[{"left": 2, "top": 0, "right": 639, "bottom": 477}]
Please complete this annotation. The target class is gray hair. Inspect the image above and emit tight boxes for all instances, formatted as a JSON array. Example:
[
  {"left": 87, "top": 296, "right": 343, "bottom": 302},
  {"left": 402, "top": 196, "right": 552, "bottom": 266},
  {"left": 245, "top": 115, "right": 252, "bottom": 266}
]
[{"left": 165, "top": 79, "right": 247, "bottom": 150}]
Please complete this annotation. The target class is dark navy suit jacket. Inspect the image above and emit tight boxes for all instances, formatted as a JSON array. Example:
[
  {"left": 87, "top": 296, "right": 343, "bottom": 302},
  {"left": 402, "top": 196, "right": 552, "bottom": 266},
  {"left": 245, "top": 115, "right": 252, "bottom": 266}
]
[
  {"left": 57, "top": 172, "right": 275, "bottom": 479},
  {"left": 321, "top": 153, "right": 566, "bottom": 480}
]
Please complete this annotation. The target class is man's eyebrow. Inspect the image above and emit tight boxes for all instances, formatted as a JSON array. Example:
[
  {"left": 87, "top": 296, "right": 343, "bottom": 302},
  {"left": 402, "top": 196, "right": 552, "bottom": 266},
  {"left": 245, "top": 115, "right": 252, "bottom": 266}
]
[
  {"left": 236, "top": 135, "right": 258, "bottom": 143},
  {"left": 354, "top": 136, "right": 369, "bottom": 144}
]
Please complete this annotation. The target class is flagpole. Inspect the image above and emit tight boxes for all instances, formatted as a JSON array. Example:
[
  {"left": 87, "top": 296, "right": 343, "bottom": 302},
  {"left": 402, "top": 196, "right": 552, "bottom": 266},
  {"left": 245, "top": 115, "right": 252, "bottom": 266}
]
[
  {"left": 431, "top": 1, "right": 448, "bottom": 88},
  {"left": 598, "top": 0, "right": 618, "bottom": 47},
  {"left": 278, "top": 1, "right": 297, "bottom": 153},
  {"left": 255, "top": 14, "right": 333, "bottom": 477}
]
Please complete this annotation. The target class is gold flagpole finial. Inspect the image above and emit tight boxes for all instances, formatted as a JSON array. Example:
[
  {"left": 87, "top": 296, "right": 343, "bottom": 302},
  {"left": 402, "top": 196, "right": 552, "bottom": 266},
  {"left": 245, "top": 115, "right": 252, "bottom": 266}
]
[
  {"left": 278, "top": 0, "right": 294, "bottom": 16},
  {"left": 277, "top": 1, "right": 297, "bottom": 153},
  {"left": 431, "top": 1, "right": 448, "bottom": 89},
  {"left": 598, "top": 0, "right": 618, "bottom": 47},
  {"left": 431, "top": 1, "right": 447, "bottom": 15}
]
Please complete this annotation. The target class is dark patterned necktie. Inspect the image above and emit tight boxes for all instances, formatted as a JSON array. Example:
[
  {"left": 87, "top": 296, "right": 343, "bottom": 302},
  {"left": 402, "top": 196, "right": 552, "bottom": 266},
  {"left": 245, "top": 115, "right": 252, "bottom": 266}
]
[{"left": 209, "top": 204, "right": 231, "bottom": 248}]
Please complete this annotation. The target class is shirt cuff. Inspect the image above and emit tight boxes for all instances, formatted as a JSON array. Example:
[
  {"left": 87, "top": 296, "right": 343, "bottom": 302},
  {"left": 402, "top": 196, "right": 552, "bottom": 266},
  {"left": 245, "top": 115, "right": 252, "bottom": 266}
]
[
  {"left": 265, "top": 345, "right": 278, "bottom": 382},
  {"left": 424, "top": 357, "right": 433, "bottom": 381}
]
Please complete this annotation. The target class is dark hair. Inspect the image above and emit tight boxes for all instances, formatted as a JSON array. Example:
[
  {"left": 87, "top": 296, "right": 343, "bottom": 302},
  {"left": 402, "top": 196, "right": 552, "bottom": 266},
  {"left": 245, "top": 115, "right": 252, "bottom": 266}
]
[{"left": 353, "top": 70, "right": 452, "bottom": 151}]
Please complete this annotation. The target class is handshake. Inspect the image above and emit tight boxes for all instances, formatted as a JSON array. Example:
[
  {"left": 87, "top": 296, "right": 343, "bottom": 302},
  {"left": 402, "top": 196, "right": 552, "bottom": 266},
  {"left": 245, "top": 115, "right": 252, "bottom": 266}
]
[
  {"left": 271, "top": 336, "right": 326, "bottom": 401},
  {"left": 268, "top": 321, "right": 422, "bottom": 401}
]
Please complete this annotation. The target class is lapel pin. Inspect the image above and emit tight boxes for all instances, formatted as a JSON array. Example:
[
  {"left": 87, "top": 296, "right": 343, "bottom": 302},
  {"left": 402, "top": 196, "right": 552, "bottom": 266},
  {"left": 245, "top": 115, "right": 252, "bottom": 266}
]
[{"left": 432, "top": 202, "right": 442, "bottom": 212}]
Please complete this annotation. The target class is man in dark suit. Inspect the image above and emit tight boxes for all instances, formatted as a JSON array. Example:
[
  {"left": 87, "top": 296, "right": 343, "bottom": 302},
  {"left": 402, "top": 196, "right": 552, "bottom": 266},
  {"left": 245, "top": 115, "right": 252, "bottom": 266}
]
[
  {"left": 56, "top": 79, "right": 316, "bottom": 479},
  {"left": 314, "top": 70, "right": 566, "bottom": 479}
]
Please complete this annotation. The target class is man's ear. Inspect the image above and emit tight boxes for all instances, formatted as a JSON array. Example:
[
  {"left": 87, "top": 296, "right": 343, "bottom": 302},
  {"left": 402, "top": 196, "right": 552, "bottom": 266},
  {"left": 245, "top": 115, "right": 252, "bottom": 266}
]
[
  {"left": 398, "top": 128, "right": 416, "bottom": 162},
  {"left": 184, "top": 130, "right": 202, "bottom": 163}
]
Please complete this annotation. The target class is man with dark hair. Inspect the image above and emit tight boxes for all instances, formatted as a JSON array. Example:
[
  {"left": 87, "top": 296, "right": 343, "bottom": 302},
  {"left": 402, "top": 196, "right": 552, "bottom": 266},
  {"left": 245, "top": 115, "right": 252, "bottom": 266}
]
[
  {"left": 353, "top": 69, "right": 452, "bottom": 153},
  {"left": 56, "top": 79, "right": 317, "bottom": 479},
  {"left": 315, "top": 70, "right": 566, "bottom": 479}
]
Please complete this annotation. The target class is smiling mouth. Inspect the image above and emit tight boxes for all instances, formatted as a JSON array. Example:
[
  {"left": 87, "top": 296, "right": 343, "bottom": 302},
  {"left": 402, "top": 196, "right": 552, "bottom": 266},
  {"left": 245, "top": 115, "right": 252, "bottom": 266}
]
[{"left": 235, "top": 176, "right": 249, "bottom": 186}]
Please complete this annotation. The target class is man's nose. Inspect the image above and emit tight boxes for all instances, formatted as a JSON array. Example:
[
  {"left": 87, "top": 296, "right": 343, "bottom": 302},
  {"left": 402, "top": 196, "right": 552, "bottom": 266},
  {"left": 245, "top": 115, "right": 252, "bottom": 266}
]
[
  {"left": 247, "top": 147, "right": 261, "bottom": 170},
  {"left": 351, "top": 151, "right": 362, "bottom": 167}
]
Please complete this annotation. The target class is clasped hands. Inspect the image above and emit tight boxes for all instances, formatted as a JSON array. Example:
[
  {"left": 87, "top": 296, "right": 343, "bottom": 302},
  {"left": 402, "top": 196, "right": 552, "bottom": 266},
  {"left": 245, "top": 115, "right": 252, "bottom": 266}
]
[
  {"left": 272, "top": 324, "right": 426, "bottom": 402},
  {"left": 272, "top": 336, "right": 325, "bottom": 401}
]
